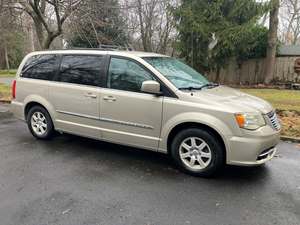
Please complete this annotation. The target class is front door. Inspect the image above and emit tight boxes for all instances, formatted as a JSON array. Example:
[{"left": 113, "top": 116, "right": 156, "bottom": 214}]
[{"left": 99, "top": 57, "right": 163, "bottom": 150}]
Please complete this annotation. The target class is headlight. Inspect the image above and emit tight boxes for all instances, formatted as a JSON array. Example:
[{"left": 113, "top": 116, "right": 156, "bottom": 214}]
[{"left": 235, "top": 112, "right": 266, "bottom": 130}]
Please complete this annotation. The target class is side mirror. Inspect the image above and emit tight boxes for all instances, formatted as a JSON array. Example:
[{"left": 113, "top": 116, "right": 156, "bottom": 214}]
[{"left": 141, "top": 80, "right": 162, "bottom": 95}]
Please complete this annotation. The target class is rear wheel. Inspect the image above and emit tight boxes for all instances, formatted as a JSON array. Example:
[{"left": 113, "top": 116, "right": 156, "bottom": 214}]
[
  {"left": 170, "top": 128, "right": 224, "bottom": 177},
  {"left": 26, "top": 106, "right": 54, "bottom": 139}
]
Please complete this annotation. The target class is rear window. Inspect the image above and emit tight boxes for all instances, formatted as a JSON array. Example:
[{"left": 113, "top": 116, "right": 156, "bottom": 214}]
[
  {"left": 21, "top": 54, "right": 59, "bottom": 80},
  {"left": 58, "top": 55, "right": 104, "bottom": 86}
]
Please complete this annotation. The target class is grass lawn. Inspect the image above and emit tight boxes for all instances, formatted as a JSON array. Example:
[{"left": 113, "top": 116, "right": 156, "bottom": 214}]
[
  {"left": 240, "top": 88, "right": 300, "bottom": 138},
  {"left": 240, "top": 88, "right": 300, "bottom": 112},
  {"left": 0, "top": 84, "right": 11, "bottom": 101},
  {"left": 0, "top": 70, "right": 17, "bottom": 78}
]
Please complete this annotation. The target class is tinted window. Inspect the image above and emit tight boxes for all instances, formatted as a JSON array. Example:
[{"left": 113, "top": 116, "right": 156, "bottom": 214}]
[
  {"left": 108, "top": 57, "right": 155, "bottom": 92},
  {"left": 21, "top": 54, "right": 59, "bottom": 80},
  {"left": 59, "top": 55, "right": 103, "bottom": 86}
]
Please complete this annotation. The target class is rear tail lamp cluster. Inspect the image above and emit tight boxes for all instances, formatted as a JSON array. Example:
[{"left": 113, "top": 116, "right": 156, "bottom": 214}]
[{"left": 12, "top": 80, "right": 16, "bottom": 99}]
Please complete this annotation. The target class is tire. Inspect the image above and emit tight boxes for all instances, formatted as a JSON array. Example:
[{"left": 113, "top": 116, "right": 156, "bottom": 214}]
[
  {"left": 26, "top": 105, "right": 54, "bottom": 140},
  {"left": 170, "top": 128, "right": 224, "bottom": 177}
]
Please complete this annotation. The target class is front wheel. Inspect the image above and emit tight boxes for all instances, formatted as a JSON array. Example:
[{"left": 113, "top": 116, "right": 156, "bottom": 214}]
[
  {"left": 170, "top": 128, "right": 224, "bottom": 177},
  {"left": 27, "top": 106, "right": 54, "bottom": 139}
]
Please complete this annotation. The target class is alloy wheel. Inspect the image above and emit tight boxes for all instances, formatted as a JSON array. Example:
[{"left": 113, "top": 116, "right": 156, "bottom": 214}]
[
  {"left": 179, "top": 137, "right": 212, "bottom": 170},
  {"left": 31, "top": 111, "right": 48, "bottom": 136}
]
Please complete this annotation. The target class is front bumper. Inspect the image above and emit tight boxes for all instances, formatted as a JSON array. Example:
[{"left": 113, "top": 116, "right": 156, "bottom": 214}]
[{"left": 226, "top": 126, "right": 280, "bottom": 166}]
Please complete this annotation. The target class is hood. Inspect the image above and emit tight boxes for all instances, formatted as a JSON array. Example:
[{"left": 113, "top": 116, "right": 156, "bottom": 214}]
[{"left": 182, "top": 86, "right": 273, "bottom": 114}]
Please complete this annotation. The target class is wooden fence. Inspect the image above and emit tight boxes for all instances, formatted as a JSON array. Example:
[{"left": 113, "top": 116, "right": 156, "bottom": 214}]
[{"left": 207, "top": 57, "right": 300, "bottom": 84}]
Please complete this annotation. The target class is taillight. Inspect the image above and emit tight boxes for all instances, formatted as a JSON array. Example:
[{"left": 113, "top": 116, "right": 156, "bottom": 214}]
[{"left": 12, "top": 80, "right": 16, "bottom": 99}]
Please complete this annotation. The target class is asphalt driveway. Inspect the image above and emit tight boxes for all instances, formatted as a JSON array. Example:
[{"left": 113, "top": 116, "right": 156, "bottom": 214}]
[{"left": 0, "top": 115, "right": 300, "bottom": 225}]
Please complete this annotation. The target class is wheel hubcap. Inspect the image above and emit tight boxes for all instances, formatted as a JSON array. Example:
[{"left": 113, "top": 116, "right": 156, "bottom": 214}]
[
  {"left": 179, "top": 137, "right": 212, "bottom": 170},
  {"left": 31, "top": 112, "right": 47, "bottom": 136}
]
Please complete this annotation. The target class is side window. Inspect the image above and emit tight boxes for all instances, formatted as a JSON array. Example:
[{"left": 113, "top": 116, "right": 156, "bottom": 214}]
[
  {"left": 59, "top": 55, "right": 103, "bottom": 86},
  {"left": 107, "top": 57, "right": 155, "bottom": 92},
  {"left": 21, "top": 54, "right": 59, "bottom": 80}
]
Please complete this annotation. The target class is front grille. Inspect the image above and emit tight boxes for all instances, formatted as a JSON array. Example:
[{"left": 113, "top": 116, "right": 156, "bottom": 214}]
[{"left": 266, "top": 110, "right": 281, "bottom": 131}]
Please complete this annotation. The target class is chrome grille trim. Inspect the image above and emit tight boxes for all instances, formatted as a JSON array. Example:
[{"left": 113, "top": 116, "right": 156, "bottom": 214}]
[{"left": 266, "top": 111, "right": 281, "bottom": 131}]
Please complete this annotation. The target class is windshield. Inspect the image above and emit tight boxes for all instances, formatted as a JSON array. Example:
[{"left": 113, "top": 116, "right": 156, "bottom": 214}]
[{"left": 143, "top": 57, "right": 210, "bottom": 89}]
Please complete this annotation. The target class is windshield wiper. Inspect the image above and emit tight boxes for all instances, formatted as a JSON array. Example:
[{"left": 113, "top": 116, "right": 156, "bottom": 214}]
[
  {"left": 198, "top": 82, "right": 219, "bottom": 89},
  {"left": 179, "top": 83, "right": 219, "bottom": 91},
  {"left": 179, "top": 86, "right": 203, "bottom": 90}
]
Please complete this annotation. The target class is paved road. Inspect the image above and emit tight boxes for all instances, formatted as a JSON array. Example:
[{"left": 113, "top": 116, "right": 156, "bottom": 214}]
[
  {"left": 0, "top": 77, "right": 13, "bottom": 86},
  {"left": 0, "top": 116, "right": 300, "bottom": 225}
]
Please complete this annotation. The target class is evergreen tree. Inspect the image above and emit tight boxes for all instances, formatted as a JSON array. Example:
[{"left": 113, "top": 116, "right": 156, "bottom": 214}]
[{"left": 174, "top": 0, "right": 268, "bottom": 75}]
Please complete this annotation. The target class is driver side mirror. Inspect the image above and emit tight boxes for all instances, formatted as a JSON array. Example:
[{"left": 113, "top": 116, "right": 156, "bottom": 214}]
[{"left": 141, "top": 80, "right": 162, "bottom": 95}]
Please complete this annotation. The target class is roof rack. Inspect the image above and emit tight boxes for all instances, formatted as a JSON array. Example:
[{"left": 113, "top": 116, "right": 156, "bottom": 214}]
[
  {"left": 63, "top": 44, "right": 134, "bottom": 51},
  {"left": 98, "top": 44, "right": 134, "bottom": 51}
]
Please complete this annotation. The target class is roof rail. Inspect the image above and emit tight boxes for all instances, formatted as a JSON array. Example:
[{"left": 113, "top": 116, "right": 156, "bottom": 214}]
[
  {"left": 62, "top": 48, "right": 103, "bottom": 51},
  {"left": 98, "top": 44, "right": 134, "bottom": 51},
  {"left": 62, "top": 44, "right": 134, "bottom": 51}
]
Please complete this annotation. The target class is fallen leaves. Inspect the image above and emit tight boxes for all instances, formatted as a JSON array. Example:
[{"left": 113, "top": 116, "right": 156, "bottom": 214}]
[{"left": 277, "top": 110, "right": 300, "bottom": 138}]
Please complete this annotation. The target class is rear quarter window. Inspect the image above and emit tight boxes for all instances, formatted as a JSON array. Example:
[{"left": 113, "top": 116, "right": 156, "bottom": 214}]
[{"left": 21, "top": 54, "right": 59, "bottom": 80}]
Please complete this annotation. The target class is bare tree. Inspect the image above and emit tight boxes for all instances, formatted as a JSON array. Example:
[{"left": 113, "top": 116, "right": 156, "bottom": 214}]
[
  {"left": 128, "top": 0, "right": 177, "bottom": 54},
  {"left": 0, "top": 0, "right": 25, "bottom": 69},
  {"left": 7, "top": 0, "right": 82, "bottom": 49},
  {"left": 0, "top": 2, "right": 9, "bottom": 69},
  {"left": 264, "top": 0, "right": 279, "bottom": 84},
  {"left": 280, "top": 0, "right": 300, "bottom": 44},
  {"left": 65, "top": 0, "right": 129, "bottom": 48}
]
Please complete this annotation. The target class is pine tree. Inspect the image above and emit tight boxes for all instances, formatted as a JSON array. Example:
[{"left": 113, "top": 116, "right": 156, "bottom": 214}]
[{"left": 174, "top": 0, "right": 268, "bottom": 76}]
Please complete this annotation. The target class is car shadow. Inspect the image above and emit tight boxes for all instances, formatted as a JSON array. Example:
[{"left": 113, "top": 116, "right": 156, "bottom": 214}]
[{"left": 46, "top": 133, "right": 271, "bottom": 183}]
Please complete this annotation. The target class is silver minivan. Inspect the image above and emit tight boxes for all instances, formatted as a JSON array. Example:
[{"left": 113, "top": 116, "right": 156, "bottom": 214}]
[{"left": 11, "top": 50, "right": 280, "bottom": 176}]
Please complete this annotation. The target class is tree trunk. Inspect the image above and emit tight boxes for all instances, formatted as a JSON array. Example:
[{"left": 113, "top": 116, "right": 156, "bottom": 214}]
[
  {"left": 215, "top": 66, "right": 221, "bottom": 83},
  {"left": 237, "top": 60, "right": 243, "bottom": 85},
  {"left": 137, "top": 0, "right": 148, "bottom": 51},
  {"left": 43, "top": 36, "right": 53, "bottom": 50},
  {"left": 34, "top": 18, "right": 45, "bottom": 50},
  {"left": 4, "top": 45, "right": 10, "bottom": 70},
  {"left": 264, "top": 0, "right": 279, "bottom": 84},
  {"left": 29, "top": 22, "right": 35, "bottom": 51},
  {"left": 43, "top": 32, "right": 59, "bottom": 49}
]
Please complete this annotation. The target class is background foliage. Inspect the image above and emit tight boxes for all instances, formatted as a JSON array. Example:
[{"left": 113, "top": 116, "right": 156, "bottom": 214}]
[
  {"left": 66, "top": 0, "right": 129, "bottom": 48},
  {"left": 174, "top": 0, "right": 269, "bottom": 74}
]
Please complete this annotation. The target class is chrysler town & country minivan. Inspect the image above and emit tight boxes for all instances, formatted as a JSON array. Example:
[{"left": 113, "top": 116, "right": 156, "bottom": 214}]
[{"left": 11, "top": 50, "right": 281, "bottom": 176}]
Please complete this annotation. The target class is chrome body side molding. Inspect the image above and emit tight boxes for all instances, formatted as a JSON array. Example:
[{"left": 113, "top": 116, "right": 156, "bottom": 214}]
[{"left": 56, "top": 110, "right": 154, "bottom": 130}]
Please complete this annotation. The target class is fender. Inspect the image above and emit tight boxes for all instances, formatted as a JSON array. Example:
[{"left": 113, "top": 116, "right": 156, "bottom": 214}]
[{"left": 158, "top": 112, "right": 234, "bottom": 154}]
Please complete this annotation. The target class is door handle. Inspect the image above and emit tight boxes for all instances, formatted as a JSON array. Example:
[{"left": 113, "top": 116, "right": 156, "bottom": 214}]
[
  {"left": 84, "top": 93, "right": 97, "bottom": 98},
  {"left": 103, "top": 96, "right": 116, "bottom": 102}
]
